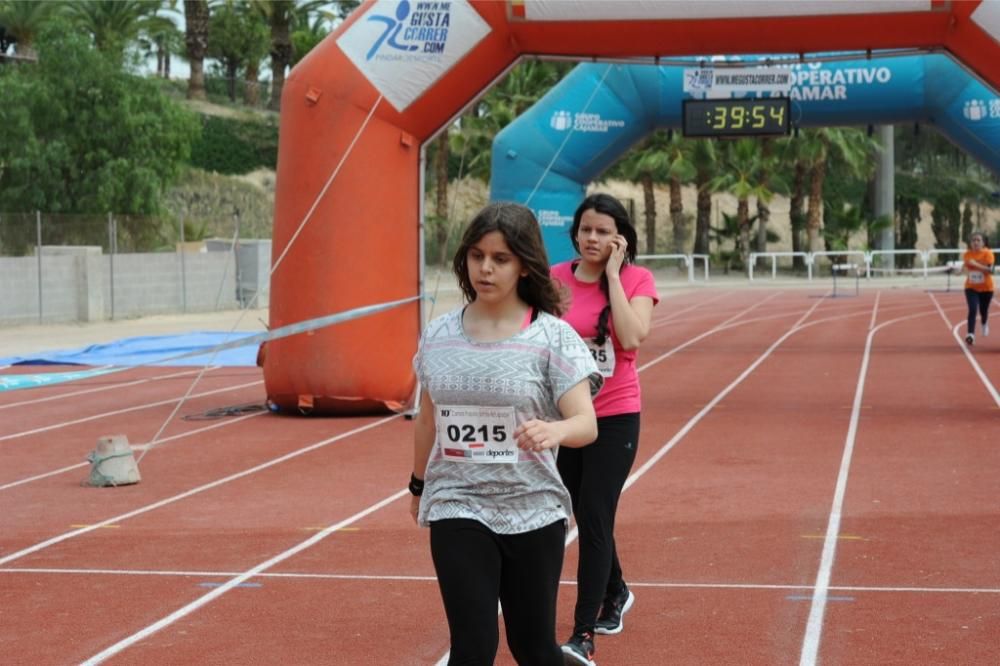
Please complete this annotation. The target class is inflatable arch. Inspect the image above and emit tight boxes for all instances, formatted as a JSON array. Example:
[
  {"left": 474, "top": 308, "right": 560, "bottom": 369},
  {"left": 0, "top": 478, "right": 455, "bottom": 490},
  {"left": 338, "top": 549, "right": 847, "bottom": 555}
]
[
  {"left": 492, "top": 54, "right": 1000, "bottom": 264},
  {"left": 267, "top": 0, "right": 1000, "bottom": 414}
]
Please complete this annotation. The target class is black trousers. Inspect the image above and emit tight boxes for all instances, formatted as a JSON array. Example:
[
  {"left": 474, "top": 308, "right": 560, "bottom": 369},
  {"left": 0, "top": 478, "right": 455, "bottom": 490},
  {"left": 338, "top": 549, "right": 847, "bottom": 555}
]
[
  {"left": 965, "top": 288, "right": 993, "bottom": 334},
  {"left": 557, "top": 412, "right": 640, "bottom": 635},
  {"left": 430, "top": 518, "right": 566, "bottom": 666}
]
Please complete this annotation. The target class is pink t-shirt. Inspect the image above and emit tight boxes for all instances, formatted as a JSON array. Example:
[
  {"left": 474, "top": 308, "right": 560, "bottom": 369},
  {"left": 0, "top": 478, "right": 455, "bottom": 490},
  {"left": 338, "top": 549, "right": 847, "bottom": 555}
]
[{"left": 551, "top": 261, "right": 659, "bottom": 417}]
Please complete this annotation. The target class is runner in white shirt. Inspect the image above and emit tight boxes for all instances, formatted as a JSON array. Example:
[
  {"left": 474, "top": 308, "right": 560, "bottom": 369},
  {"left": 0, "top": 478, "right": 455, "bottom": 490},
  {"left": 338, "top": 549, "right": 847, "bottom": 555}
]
[{"left": 411, "top": 202, "right": 602, "bottom": 666}]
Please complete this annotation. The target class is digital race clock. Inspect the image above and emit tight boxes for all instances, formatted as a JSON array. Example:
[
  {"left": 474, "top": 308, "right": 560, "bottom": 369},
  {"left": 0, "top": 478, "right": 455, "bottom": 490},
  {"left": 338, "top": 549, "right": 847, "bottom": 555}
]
[{"left": 682, "top": 98, "right": 791, "bottom": 138}]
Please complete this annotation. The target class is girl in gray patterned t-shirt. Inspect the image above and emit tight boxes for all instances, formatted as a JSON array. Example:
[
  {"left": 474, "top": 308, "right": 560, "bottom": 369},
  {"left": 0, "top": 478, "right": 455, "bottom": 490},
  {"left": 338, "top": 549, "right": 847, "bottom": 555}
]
[{"left": 411, "top": 202, "right": 603, "bottom": 665}]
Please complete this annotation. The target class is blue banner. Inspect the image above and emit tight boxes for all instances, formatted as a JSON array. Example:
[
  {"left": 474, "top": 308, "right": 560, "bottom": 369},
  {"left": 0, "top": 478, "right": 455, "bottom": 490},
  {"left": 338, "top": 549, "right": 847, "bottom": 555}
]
[{"left": 492, "top": 54, "right": 1000, "bottom": 263}]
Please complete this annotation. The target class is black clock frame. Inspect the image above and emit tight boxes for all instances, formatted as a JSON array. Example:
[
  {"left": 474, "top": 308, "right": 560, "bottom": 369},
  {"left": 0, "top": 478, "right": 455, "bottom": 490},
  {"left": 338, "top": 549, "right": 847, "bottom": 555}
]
[{"left": 682, "top": 98, "right": 791, "bottom": 138}]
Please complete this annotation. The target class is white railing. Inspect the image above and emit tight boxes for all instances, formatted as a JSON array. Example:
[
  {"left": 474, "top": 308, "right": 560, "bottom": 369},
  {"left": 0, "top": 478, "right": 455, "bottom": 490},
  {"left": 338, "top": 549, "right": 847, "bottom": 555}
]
[
  {"left": 748, "top": 249, "right": 966, "bottom": 282},
  {"left": 868, "top": 249, "right": 929, "bottom": 277},
  {"left": 637, "top": 253, "right": 710, "bottom": 282},
  {"left": 749, "top": 251, "right": 811, "bottom": 280},
  {"left": 811, "top": 250, "right": 870, "bottom": 278}
]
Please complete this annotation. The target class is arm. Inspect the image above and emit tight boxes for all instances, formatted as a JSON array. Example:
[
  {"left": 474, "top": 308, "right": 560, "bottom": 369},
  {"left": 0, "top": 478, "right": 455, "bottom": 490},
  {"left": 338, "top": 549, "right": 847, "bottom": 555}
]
[
  {"left": 604, "top": 238, "right": 655, "bottom": 350},
  {"left": 514, "top": 379, "right": 597, "bottom": 451},
  {"left": 965, "top": 258, "right": 990, "bottom": 271},
  {"left": 606, "top": 282, "right": 654, "bottom": 350},
  {"left": 410, "top": 389, "right": 435, "bottom": 523}
]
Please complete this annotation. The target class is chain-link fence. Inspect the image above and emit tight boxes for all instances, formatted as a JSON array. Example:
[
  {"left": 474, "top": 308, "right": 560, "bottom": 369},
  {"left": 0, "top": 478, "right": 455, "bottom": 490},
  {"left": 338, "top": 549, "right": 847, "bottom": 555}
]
[{"left": 0, "top": 212, "right": 271, "bottom": 325}]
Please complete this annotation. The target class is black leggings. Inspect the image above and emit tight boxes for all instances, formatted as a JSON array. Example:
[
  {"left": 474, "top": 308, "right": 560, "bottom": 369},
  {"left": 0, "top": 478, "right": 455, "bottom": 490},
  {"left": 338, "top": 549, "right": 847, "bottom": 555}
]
[
  {"left": 965, "top": 289, "right": 993, "bottom": 334},
  {"left": 429, "top": 518, "right": 566, "bottom": 666},
  {"left": 557, "top": 412, "right": 640, "bottom": 635}
]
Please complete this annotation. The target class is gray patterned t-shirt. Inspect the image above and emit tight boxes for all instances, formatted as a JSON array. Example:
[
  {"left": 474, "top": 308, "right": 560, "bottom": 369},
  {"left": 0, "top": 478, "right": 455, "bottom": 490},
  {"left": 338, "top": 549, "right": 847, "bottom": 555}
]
[{"left": 413, "top": 307, "right": 602, "bottom": 534}]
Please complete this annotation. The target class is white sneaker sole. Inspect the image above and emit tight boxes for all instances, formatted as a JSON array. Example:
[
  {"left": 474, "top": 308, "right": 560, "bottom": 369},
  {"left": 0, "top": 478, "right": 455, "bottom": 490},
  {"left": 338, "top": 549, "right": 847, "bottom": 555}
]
[
  {"left": 561, "top": 645, "right": 596, "bottom": 666},
  {"left": 594, "top": 589, "right": 635, "bottom": 635}
]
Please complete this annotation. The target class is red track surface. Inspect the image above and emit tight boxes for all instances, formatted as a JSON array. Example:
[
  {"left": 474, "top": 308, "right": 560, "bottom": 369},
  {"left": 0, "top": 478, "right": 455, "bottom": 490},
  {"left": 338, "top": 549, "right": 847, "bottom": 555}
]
[{"left": 1, "top": 288, "right": 997, "bottom": 665}]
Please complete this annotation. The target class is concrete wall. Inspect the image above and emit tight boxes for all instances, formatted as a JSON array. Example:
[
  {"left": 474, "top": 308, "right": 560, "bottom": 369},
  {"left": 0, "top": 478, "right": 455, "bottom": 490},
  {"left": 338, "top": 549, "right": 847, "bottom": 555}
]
[{"left": 0, "top": 245, "right": 255, "bottom": 325}]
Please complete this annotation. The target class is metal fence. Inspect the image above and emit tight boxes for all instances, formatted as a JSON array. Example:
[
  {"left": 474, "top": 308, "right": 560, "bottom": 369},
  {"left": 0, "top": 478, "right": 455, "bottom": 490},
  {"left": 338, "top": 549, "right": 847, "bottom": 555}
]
[{"left": 0, "top": 212, "right": 271, "bottom": 325}]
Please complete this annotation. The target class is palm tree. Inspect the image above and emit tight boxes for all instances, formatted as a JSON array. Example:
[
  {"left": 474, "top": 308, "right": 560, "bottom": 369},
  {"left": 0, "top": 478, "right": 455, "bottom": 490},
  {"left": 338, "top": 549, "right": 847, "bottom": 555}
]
[
  {"left": 711, "top": 138, "right": 773, "bottom": 269},
  {"left": 822, "top": 197, "right": 891, "bottom": 261},
  {"left": 208, "top": 0, "right": 268, "bottom": 102},
  {"left": 139, "top": 13, "right": 184, "bottom": 78},
  {"left": 450, "top": 60, "right": 567, "bottom": 182},
  {"left": 290, "top": 6, "right": 335, "bottom": 66},
  {"left": 616, "top": 131, "right": 674, "bottom": 254},
  {"left": 137, "top": 1, "right": 185, "bottom": 79},
  {"left": 799, "top": 127, "right": 877, "bottom": 252},
  {"left": 259, "top": 0, "right": 293, "bottom": 111},
  {"left": 184, "top": 0, "right": 209, "bottom": 100},
  {"left": 691, "top": 139, "right": 718, "bottom": 256},
  {"left": 64, "top": 0, "right": 163, "bottom": 58},
  {"left": 663, "top": 133, "right": 696, "bottom": 253},
  {"left": 0, "top": 0, "right": 59, "bottom": 59}
]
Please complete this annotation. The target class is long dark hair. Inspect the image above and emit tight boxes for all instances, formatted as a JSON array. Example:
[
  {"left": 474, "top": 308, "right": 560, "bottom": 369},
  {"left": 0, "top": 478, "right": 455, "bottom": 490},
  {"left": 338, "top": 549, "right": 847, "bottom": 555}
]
[
  {"left": 453, "top": 202, "right": 564, "bottom": 316},
  {"left": 570, "top": 193, "right": 639, "bottom": 345}
]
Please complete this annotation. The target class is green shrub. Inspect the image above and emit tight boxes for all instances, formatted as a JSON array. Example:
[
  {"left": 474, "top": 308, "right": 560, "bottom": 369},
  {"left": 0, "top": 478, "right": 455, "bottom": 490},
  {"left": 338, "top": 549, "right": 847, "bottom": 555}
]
[{"left": 190, "top": 115, "right": 278, "bottom": 175}]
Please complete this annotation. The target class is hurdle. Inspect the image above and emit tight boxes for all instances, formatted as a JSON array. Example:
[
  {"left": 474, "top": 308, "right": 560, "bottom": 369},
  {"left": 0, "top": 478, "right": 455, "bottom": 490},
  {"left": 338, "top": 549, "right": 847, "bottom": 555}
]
[{"left": 831, "top": 262, "right": 861, "bottom": 297}]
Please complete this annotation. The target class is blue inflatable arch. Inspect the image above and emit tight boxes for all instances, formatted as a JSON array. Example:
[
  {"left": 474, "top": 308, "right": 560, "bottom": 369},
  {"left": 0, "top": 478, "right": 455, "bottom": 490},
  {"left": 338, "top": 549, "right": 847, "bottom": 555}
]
[{"left": 491, "top": 54, "right": 1000, "bottom": 263}]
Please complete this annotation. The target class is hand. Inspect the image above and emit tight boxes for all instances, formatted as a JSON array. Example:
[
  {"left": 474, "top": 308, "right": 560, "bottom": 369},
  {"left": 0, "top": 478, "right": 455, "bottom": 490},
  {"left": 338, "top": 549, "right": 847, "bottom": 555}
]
[
  {"left": 606, "top": 234, "right": 628, "bottom": 276},
  {"left": 515, "top": 419, "right": 563, "bottom": 452},
  {"left": 409, "top": 495, "right": 420, "bottom": 524}
]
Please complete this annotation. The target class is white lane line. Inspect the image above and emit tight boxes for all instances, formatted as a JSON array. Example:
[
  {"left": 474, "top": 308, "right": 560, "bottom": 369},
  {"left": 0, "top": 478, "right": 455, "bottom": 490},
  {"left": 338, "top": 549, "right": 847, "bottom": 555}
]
[
  {"left": 80, "top": 488, "right": 408, "bottom": 665},
  {"left": 4, "top": 568, "right": 998, "bottom": 595},
  {"left": 0, "top": 411, "right": 266, "bottom": 491},
  {"left": 651, "top": 291, "right": 732, "bottom": 326},
  {"left": 639, "top": 292, "right": 787, "bottom": 371},
  {"left": 798, "top": 307, "right": 939, "bottom": 666},
  {"left": 627, "top": 296, "right": 829, "bottom": 496},
  {"left": 0, "top": 380, "right": 263, "bottom": 443},
  {"left": 0, "top": 367, "right": 220, "bottom": 411},
  {"left": 1, "top": 567, "right": 439, "bottom": 582},
  {"left": 928, "top": 293, "right": 1000, "bottom": 408},
  {"left": 637, "top": 294, "right": 921, "bottom": 374},
  {"left": 0, "top": 415, "right": 400, "bottom": 566},
  {"left": 868, "top": 291, "right": 881, "bottom": 330}
]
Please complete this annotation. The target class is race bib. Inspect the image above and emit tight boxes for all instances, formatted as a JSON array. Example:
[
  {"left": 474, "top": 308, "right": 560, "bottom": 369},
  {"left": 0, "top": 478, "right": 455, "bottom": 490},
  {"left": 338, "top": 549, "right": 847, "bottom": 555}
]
[
  {"left": 436, "top": 405, "right": 518, "bottom": 464},
  {"left": 969, "top": 271, "right": 985, "bottom": 284},
  {"left": 586, "top": 337, "right": 616, "bottom": 377}
]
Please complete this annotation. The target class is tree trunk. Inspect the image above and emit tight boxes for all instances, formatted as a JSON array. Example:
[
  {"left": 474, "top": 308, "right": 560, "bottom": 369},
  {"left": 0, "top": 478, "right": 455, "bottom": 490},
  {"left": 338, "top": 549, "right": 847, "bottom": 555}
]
[
  {"left": 738, "top": 197, "right": 750, "bottom": 270},
  {"left": 693, "top": 173, "right": 711, "bottom": 256},
  {"left": 807, "top": 159, "right": 826, "bottom": 252},
  {"left": 755, "top": 141, "right": 772, "bottom": 256},
  {"left": 156, "top": 45, "right": 165, "bottom": 77},
  {"left": 434, "top": 133, "right": 450, "bottom": 264},
  {"left": 789, "top": 161, "right": 806, "bottom": 268},
  {"left": 184, "top": 0, "right": 209, "bottom": 101},
  {"left": 669, "top": 176, "right": 686, "bottom": 252},
  {"left": 244, "top": 60, "right": 260, "bottom": 107},
  {"left": 268, "top": 1, "right": 294, "bottom": 112},
  {"left": 756, "top": 197, "right": 770, "bottom": 253},
  {"left": 641, "top": 173, "right": 656, "bottom": 254},
  {"left": 226, "top": 61, "right": 238, "bottom": 102}
]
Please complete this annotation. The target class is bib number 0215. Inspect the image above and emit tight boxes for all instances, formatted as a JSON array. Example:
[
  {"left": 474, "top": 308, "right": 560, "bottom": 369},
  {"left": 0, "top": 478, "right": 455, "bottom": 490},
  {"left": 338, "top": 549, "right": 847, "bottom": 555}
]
[
  {"left": 436, "top": 405, "right": 518, "bottom": 463},
  {"left": 445, "top": 423, "right": 507, "bottom": 443}
]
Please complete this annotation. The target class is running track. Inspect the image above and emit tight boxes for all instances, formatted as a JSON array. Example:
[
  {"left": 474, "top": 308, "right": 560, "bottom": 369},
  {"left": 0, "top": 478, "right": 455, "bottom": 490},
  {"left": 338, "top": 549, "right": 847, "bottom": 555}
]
[{"left": 1, "top": 288, "right": 997, "bottom": 665}]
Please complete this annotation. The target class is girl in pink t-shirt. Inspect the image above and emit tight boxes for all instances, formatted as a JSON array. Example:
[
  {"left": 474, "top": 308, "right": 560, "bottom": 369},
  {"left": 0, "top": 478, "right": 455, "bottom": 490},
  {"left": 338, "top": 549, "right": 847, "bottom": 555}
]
[{"left": 552, "top": 193, "right": 659, "bottom": 665}]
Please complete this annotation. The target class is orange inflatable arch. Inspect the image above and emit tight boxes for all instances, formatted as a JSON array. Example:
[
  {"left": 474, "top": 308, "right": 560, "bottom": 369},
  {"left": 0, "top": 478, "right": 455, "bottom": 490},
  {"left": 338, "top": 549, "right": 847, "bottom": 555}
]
[{"left": 265, "top": 0, "right": 1000, "bottom": 414}]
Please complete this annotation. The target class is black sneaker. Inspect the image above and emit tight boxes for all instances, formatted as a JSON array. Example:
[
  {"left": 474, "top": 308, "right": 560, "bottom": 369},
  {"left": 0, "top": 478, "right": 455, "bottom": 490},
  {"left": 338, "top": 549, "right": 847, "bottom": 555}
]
[
  {"left": 594, "top": 584, "right": 635, "bottom": 635},
  {"left": 561, "top": 631, "right": 597, "bottom": 666},
  {"left": 966, "top": 333, "right": 975, "bottom": 346}
]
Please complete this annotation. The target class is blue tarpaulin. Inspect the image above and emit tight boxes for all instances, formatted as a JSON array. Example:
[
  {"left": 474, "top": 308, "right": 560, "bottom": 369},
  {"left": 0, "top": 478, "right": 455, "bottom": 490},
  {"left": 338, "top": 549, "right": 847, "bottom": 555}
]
[{"left": 0, "top": 332, "right": 259, "bottom": 368}]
